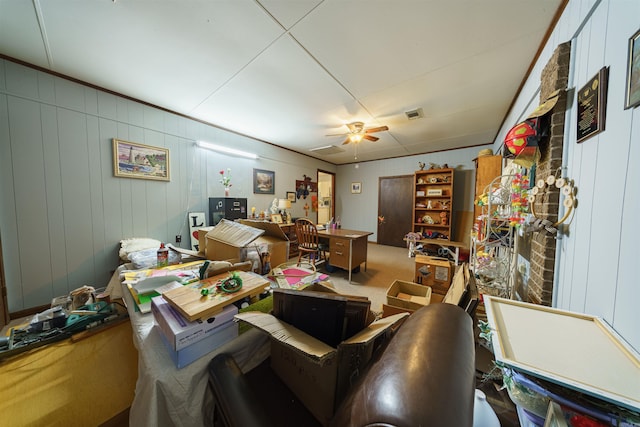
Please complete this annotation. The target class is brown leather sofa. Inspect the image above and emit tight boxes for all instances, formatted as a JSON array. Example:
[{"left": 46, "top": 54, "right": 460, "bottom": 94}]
[{"left": 207, "top": 303, "right": 476, "bottom": 427}]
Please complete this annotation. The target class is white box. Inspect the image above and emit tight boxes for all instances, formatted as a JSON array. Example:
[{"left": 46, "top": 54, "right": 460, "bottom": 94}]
[
  {"left": 158, "top": 320, "right": 238, "bottom": 369},
  {"left": 151, "top": 296, "right": 238, "bottom": 351}
]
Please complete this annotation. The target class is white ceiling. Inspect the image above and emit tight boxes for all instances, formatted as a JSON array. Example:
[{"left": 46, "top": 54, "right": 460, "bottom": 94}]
[{"left": 0, "top": 0, "right": 563, "bottom": 165}]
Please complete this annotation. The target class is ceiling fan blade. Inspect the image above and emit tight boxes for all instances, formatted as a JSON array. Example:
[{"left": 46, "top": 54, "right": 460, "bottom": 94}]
[
  {"left": 363, "top": 134, "right": 379, "bottom": 142},
  {"left": 342, "top": 137, "right": 351, "bottom": 145},
  {"left": 365, "top": 125, "right": 389, "bottom": 134},
  {"left": 326, "top": 132, "right": 347, "bottom": 137}
]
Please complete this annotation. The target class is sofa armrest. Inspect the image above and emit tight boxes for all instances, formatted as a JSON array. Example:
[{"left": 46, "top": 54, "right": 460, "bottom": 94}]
[
  {"left": 208, "top": 353, "right": 274, "bottom": 427},
  {"left": 331, "top": 303, "right": 476, "bottom": 427}
]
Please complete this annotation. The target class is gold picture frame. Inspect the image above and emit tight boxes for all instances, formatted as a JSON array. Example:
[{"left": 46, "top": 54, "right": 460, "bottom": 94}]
[
  {"left": 113, "top": 139, "right": 170, "bottom": 181},
  {"left": 270, "top": 214, "right": 283, "bottom": 224}
]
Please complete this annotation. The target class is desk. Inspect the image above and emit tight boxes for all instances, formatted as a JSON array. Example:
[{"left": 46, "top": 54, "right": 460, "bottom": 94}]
[
  {"left": 317, "top": 228, "right": 373, "bottom": 283},
  {"left": 108, "top": 265, "right": 270, "bottom": 427}
]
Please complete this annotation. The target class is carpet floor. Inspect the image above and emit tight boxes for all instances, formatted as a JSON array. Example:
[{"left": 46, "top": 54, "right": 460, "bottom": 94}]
[{"left": 313, "top": 242, "right": 416, "bottom": 314}]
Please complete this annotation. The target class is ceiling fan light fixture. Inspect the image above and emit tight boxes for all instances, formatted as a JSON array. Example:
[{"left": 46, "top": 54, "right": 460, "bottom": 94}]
[{"left": 349, "top": 133, "right": 364, "bottom": 143}]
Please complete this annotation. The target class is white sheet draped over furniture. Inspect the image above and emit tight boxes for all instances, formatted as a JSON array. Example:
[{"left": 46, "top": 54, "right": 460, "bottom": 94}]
[{"left": 107, "top": 265, "right": 270, "bottom": 427}]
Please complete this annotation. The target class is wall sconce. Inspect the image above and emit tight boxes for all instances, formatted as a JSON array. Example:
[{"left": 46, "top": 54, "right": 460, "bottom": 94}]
[{"left": 196, "top": 141, "right": 258, "bottom": 159}]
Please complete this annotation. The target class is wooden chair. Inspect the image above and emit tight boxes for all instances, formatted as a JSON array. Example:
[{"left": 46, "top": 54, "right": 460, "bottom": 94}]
[{"left": 295, "top": 218, "right": 326, "bottom": 267}]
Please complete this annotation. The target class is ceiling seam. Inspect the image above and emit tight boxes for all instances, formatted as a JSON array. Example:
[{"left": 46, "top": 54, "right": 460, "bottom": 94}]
[
  {"left": 189, "top": 0, "right": 326, "bottom": 115},
  {"left": 32, "top": 0, "right": 53, "bottom": 68}
]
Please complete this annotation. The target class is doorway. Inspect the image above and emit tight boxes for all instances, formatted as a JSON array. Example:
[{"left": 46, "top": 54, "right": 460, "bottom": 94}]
[
  {"left": 377, "top": 175, "right": 413, "bottom": 247},
  {"left": 317, "top": 170, "right": 335, "bottom": 225}
]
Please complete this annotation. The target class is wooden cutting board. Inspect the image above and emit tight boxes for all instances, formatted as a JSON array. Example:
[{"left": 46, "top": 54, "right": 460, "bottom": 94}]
[{"left": 162, "top": 271, "right": 270, "bottom": 322}]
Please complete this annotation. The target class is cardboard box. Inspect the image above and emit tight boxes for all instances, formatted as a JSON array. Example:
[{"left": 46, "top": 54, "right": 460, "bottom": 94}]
[
  {"left": 197, "top": 226, "right": 214, "bottom": 256},
  {"left": 235, "top": 311, "right": 407, "bottom": 426},
  {"left": 386, "top": 279, "right": 432, "bottom": 311},
  {"left": 158, "top": 319, "right": 238, "bottom": 369},
  {"left": 382, "top": 302, "right": 416, "bottom": 317},
  {"left": 203, "top": 219, "right": 290, "bottom": 268},
  {"left": 414, "top": 255, "right": 453, "bottom": 294},
  {"left": 151, "top": 296, "right": 238, "bottom": 351}
]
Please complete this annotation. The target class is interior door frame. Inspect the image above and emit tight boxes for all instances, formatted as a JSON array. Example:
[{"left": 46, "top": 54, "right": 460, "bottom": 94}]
[
  {"left": 377, "top": 174, "right": 414, "bottom": 247},
  {"left": 317, "top": 169, "right": 335, "bottom": 224}
]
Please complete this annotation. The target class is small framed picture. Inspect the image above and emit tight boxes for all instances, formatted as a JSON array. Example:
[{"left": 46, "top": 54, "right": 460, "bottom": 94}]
[
  {"left": 270, "top": 214, "right": 283, "bottom": 224},
  {"left": 625, "top": 28, "right": 640, "bottom": 109},
  {"left": 351, "top": 182, "right": 362, "bottom": 194},
  {"left": 286, "top": 191, "right": 296, "bottom": 203},
  {"left": 253, "top": 169, "right": 275, "bottom": 194}
]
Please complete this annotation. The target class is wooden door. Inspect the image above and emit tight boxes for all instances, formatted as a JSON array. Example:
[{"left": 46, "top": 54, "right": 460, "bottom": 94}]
[{"left": 378, "top": 175, "right": 413, "bottom": 247}]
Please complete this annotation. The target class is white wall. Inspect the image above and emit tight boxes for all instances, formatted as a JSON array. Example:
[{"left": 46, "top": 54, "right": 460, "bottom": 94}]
[
  {"left": 493, "top": 0, "right": 640, "bottom": 351},
  {"left": 0, "top": 60, "right": 335, "bottom": 312},
  {"left": 335, "top": 146, "right": 487, "bottom": 241}
]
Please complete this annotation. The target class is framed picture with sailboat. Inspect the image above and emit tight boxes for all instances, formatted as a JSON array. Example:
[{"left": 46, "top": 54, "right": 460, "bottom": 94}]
[{"left": 113, "top": 139, "right": 170, "bottom": 181}]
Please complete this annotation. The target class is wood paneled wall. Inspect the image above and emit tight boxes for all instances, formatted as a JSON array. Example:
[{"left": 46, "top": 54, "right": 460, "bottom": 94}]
[{"left": 492, "top": 0, "right": 640, "bottom": 351}]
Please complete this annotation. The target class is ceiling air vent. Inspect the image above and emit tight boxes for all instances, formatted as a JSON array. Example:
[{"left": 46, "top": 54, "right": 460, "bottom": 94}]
[
  {"left": 405, "top": 108, "right": 424, "bottom": 120},
  {"left": 310, "top": 145, "right": 345, "bottom": 155}
]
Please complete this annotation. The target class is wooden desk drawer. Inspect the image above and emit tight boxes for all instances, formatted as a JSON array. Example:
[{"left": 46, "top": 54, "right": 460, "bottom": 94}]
[{"left": 329, "top": 238, "right": 350, "bottom": 269}]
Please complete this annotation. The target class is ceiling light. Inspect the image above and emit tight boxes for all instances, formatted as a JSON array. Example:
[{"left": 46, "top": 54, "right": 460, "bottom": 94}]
[
  {"left": 196, "top": 141, "right": 258, "bottom": 159},
  {"left": 348, "top": 133, "right": 364, "bottom": 143}
]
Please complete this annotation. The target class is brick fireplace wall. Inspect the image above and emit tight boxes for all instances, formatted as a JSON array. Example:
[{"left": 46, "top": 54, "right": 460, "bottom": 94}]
[{"left": 526, "top": 41, "right": 571, "bottom": 305}]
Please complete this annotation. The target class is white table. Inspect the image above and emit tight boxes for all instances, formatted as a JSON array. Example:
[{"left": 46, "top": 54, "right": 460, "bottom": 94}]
[{"left": 107, "top": 265, "right": 270, "bottom": 427}]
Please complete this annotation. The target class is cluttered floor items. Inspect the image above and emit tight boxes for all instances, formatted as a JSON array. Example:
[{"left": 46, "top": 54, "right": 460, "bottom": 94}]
[
  {"left": 0, "top": 285, "right": 128, "bottom": 360},
  {"left": 117, "top": 257, "right": 330, "bottom": 369}
]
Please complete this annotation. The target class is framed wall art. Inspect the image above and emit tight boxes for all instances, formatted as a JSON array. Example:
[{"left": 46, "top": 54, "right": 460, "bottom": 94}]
[
  {"left": 351, "top": 182, "right": 362, "bottom": 194},
  {"left": 253, "top": 169, "right": 275, "bottom": 194},
  {"left": 576, "top": 67, "right": 608, "bottom": 143},
  {"left": 286, "top": 191, "right": 296, "bottom": 203},
  {"left": 113, "top": 138, "right": 170, "bottom": 181},
  {"left": 625, "top": 28, "right": 640, "bottom": 109}
]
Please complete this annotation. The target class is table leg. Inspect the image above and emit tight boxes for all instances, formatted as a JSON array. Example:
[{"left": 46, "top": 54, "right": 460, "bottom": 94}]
[{"left": 348, "top": 240, "right": 353, "bottom": 283}]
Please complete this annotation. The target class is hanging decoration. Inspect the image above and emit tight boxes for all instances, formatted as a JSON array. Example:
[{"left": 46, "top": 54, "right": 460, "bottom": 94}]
[
  {"left": 504, "top": 89, "right": 563, "bottom": 168},
  {"left": 295, "top": 175, "right": 317, "bottom": 199},
  {"left": 524, "top": 169, "right": 577, "bottom": 236},
  {"left": 509, "top": 173, "right": 530, "bottom": 228},
  {"left": 503, "top": 117, "right": 547, "bottom": 168}
]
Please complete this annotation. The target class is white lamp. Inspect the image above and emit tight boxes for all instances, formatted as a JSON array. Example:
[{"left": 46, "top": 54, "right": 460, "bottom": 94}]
[
  {"left": 196, "top": 140, "right": 258, "bottom": 159},
  {"left": 278, "top": 199, "right": 291, "bottom": 223}
]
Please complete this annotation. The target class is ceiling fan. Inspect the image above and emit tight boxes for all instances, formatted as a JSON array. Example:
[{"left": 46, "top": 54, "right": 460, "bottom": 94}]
[{"left": 328, "top": 121, "right": 389, "bottom": 145}]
